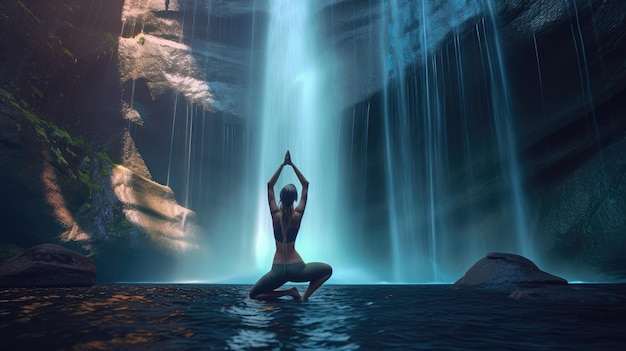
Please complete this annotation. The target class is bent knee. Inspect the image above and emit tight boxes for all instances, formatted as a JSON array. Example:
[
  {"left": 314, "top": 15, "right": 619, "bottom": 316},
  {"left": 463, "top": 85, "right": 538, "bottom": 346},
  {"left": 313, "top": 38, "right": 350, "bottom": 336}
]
[
  {"left": 318, "top": 263, "right": 332, "bottom": 278},
  {"left": 325, "top": 264, "right": 333, "bottom": 277}
]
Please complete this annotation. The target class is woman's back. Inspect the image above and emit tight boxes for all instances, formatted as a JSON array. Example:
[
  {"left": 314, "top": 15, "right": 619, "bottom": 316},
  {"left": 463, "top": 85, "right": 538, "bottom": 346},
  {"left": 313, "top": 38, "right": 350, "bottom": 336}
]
[
  {"left": 272, "top": 211, "right": 304, "bottom": 263},
  {"left": 272, "top": 211, "right": 303, "bottom": 243}
]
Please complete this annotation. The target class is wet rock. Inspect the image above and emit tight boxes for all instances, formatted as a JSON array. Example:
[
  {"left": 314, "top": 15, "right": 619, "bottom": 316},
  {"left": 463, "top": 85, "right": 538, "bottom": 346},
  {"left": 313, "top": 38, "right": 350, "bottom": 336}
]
[
  {"left": 508, "top": 285, "right": 626, "bottom": 303},
  {"left": 534, "top": 134, "right": 626, "bottom": 280},
  {"left": 454, "top": 252, "right": 567, "bottom": 292},
  {"left": 0, "top": 244, "right": 96, "bottom": 287}
]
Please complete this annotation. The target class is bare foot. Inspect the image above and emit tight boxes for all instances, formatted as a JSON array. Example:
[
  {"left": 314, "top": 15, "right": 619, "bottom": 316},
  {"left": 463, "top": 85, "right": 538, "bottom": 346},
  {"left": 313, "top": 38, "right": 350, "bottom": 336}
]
[{"left": 288, "top": 287, "right": 301, "bottom": 300}]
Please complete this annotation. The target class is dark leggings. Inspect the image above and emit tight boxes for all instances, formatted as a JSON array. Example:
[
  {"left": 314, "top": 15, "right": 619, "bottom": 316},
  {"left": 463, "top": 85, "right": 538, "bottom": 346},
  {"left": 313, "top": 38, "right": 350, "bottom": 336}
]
[{"left": 249, "top": 262, "right": 332, "bottom": 298}]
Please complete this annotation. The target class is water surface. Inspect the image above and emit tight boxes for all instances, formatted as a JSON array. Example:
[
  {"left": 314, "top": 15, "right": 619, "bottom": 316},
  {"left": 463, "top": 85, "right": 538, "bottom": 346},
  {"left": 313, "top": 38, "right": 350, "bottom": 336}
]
[{"left": 1, "top": 284, "right": 625, "bottom": 350}]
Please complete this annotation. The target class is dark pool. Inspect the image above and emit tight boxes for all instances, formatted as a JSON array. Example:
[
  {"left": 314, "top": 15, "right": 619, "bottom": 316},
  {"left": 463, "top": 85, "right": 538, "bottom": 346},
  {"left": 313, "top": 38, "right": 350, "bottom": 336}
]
[{"left": 1, "top": 284, "right": 625, "bottom": 350}]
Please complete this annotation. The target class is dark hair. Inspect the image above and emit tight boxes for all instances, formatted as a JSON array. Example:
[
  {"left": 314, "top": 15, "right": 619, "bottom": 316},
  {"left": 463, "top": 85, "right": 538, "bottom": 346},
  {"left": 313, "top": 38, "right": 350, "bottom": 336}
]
[
  {"left": 279, "top": 184, "right": 298, "bottom": 240},
  {"left": 280, "top": 184, "right": 298, "bottom": 207}
]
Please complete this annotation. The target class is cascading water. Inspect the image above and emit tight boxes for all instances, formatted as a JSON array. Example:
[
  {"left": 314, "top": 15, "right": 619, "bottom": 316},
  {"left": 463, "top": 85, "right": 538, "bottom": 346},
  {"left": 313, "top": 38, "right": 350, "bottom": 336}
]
[
  {"left": 160, "top": 0, "right": 537, "bottom": 284},
  {"left": 246, "top": 1, "right": 357, "bottom": 282},
  {"left": 217, "top": 0, "right": 536, "bottom": 284},
  {"left": 367, "top": 0, "right": 534, "bottom": 282},
  {"left": 480, "top": 1, "right": 531, "bottom": 257},
  {"left": 95, "top": 0, "right": 623, "bottom": 284}
]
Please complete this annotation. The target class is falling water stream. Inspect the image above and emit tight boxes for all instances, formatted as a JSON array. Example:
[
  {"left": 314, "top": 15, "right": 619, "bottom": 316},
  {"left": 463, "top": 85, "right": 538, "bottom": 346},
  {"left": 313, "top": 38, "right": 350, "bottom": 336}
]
[
  {"left": 249, "top": 1, "right": 351, "bottom": 281},
  {"left": 350, "top": 0, "right": 533, "bottom": 282},
  {"left": 104, "top": 0, "right": 622, "bottom": 284},
  {"left": 230, "top": 0, "right": 537, "bottom": 284},
  {"left": 147, "top": 0, "right": 543, "bottom": 284}
]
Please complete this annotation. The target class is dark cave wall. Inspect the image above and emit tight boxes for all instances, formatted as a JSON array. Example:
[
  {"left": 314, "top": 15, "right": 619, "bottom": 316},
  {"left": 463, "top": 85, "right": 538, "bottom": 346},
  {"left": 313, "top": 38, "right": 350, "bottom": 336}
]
[
  {"left": 499, "top": 0, "right": 626, "bottom": 278},
  {"left": 0, "top": 0, "right": 249, "bottom": 282},
  {"left": 338, "top": 0, "right": 626, "bottom": 279},
  {"left": 0, "top": 0, "right": 125, "bottom": 253},
  {"left": 0, "top": 1, "right": 186, "bottom": 282},
  {"left": 0, "top": 0, "right": 625, "bottom": 281}
]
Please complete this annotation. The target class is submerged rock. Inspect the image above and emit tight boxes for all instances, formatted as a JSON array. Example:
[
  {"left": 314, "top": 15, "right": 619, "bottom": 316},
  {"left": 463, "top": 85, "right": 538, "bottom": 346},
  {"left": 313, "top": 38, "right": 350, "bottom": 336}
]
[
  {"left": 508, "top": 285, "right": 626, "bottom": 303},
  {"left": 453, "top": 252, "right": 567, "bottom": 292},
  {"left": 0, "top": 244, "right": 96, "bottom": 287}
]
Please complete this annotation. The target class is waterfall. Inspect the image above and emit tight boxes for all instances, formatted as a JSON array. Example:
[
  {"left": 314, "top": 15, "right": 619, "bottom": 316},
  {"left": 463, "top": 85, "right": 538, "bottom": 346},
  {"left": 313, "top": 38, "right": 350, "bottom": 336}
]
[
  {"left": 193, "top": 0, "right": 535, "bottom": 284},
  {"left": 247, "top": 1, "right": 350, "bottom": 282},
  {"left": 370, "top": 0, "right": 533, "bottom": 282}
]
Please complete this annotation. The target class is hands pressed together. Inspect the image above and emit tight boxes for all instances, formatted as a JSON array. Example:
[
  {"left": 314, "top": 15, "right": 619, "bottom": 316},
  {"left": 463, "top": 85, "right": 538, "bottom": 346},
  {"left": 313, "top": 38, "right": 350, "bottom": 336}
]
[{"left": 283, "top": 150, "right": 292, "bottom": 166}]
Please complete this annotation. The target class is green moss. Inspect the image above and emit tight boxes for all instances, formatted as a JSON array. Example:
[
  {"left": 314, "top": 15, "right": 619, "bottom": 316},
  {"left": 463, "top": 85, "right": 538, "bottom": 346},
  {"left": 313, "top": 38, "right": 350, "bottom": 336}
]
[
  {"left": 31, "top": 86, "right": 43, "bottom": 99},
  {"left": 50, "top": 124, "right": 71, "bottom": 140},
  {"left": 46, "top": 43, "right": 54, "bottom": 57},
  {"left": 101, "top": 164, "right": 110, "bottom": 177},
  {"left": 78, "top": 169, "right": 100, "bottom": 195},
  {"left": 66, "top": 146, "right": 77, "bottom": 158},
  {"left": 0, "top": 4, "right": 8, "bottom": 21},
  {"left": 95, "top": 151, "right": 115, "bottom": 166},
  {"left": 62, "top": 48, "right": 75, "bottom": 61},
  {"left": 0, "top": 88, "right": 113, "bottom": 204},
  {"left": 64, "top": 4, "right": 75, "bottom": 14},
  {"left": 0, "top": 88, "right": 13, "bottom": 100},
  {"left": 34, "top": 123, "right": 49, "bottom": 143},
  {"left": 106, "top": 209, "right": 134, "bottom": 239},
  {"left": 16, "top": 1, "right": 40, "bottom": 23},
  {"left": 51, "top": 146, "right": 68, "bottom": 166},
  {"left": 44, "top": 31, "right": 75, "bottom": 63},
  {"left": 105, "top": 32, "right": 118, "bottom": 56},
  {"left": 120, "top": 219, "right": 133, "bottom": 229}
]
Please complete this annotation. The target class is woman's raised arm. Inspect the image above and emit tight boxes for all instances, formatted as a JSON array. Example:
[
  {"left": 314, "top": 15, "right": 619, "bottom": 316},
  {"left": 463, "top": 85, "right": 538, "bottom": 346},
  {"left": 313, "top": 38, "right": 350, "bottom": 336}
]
[
  {"left": 267, "top": 158, "right": 286, "bottom": 215},
  {"left": 290, "top": 157, "right": 309, "bottom": 215}
]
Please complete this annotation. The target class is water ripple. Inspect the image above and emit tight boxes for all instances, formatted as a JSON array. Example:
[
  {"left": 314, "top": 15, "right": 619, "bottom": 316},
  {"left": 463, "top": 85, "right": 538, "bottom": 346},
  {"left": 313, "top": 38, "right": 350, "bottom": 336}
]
[{"left": 0, "top": 284, "right": 625, "bottom": 350}]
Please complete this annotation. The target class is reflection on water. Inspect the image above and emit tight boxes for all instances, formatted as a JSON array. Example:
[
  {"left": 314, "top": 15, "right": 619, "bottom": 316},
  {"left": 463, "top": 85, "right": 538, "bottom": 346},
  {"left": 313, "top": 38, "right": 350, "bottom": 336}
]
[
  {"left": 224, "top": 287, "right": 360, "bottom": 350},
  {"left": 1, "top": 284, "right": 625, "bottom": 350},
  {"left": 225, "top": 298, "right": 280, "bottom": 349}
]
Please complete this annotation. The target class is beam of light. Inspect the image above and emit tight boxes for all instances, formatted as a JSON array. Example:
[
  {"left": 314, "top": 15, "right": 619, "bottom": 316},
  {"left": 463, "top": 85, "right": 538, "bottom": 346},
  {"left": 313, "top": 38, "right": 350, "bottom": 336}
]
[{"left": 249, "top": 0, "right": 348, "bottom": 282}]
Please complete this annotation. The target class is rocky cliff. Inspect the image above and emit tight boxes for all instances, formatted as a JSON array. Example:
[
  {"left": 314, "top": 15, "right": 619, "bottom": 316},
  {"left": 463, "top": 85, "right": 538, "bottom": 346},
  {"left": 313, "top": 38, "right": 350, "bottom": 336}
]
[
  {"left": 0, "top": 0, "right": 203, "bottom": 282},
  {"left": 0, "top": 0, "right": 624, "bottom": 281}
]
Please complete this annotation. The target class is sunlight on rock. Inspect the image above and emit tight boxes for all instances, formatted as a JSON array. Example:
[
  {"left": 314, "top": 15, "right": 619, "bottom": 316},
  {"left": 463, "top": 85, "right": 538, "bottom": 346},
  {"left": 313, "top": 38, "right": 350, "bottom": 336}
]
[
  {"left": 41, "top": 150, "right": 91, "bottom": 243},
  {"left": 111, "top": 165, "right": 200, "bottom": 254},
  {"left": 118, "top": 0, "right": 247, "bottom": 116},
  {"left": 120, "top": 130, "right": 152, "bottom": 179},
  {"left": 163, "top": 73, "right": 212, "bottom": 107}
]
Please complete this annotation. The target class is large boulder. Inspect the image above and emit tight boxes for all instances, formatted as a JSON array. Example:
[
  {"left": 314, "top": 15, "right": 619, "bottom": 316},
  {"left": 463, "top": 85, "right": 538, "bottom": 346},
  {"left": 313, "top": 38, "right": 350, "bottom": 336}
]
[
  {"left": 453, "top": 252, "right": 567, "bottom": 292},
  {"left": 0, "top": 244, "right": 96, "bottom": 287}
]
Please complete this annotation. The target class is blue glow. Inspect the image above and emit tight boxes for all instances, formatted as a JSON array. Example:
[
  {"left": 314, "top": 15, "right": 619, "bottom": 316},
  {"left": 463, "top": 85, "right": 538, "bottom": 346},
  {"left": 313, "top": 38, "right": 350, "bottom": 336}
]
[{"left": 246, "top": 0, "right": 353, "bottom": 283}]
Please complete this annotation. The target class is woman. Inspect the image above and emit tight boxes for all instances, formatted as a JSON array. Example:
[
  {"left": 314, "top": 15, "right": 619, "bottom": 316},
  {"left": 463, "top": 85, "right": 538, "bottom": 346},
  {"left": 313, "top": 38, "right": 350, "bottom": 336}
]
[{"left": 249, "top": 150, "right": 332, "bottom": 301}]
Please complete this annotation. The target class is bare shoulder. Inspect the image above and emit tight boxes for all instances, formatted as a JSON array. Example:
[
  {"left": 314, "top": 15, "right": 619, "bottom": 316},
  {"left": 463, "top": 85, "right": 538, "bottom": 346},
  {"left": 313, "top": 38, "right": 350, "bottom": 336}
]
[
  {"left": 272, "top": 210, "right": 281, "bottom": 220},
  {"left": 293, "top": 210, "right": 304, "bottom": 221}
]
